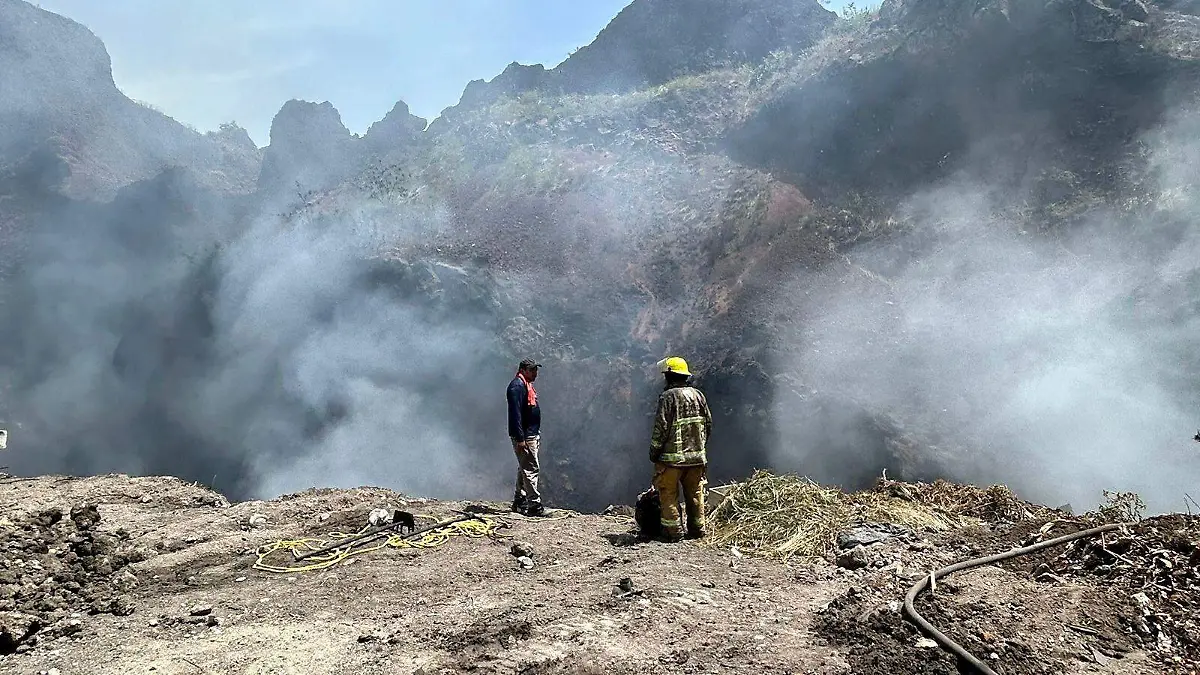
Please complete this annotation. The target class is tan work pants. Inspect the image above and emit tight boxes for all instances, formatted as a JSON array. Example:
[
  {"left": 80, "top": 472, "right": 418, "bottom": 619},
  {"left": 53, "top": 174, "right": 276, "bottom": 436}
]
[
  {"left": 511, "top": 435, "right": 542, "bottom": 506},
  {"left": 653, "top": 462, "right": 707, "bottom": 540}
]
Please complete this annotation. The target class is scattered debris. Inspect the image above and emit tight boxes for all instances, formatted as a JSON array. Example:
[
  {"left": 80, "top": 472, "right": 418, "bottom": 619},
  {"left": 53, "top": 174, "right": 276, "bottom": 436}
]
[
  {"left": 510, "top": 542, "right": 534, "bottom": 559},
  {"left": 0, "top": 505, "right": 144, "bottom": 653},
  {"left": 1048, "top": 514, "right": 1200, "bottom": 671},
  {"left": 873, "top": 476, "right": 1059, "bottom": 523},
  {"left": 706, "top": 471, "right": 980, "bottom": 559}
]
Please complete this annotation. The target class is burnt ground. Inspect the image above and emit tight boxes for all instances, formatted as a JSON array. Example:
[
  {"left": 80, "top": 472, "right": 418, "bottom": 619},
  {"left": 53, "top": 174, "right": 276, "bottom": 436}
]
[{"left": 0, "top": 474, "right": 1187, "bottom": 675}]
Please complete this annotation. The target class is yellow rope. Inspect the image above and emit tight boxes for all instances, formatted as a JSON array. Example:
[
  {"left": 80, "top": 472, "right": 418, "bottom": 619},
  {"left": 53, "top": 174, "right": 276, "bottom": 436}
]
[
  {"left": 251, "top": 507, "right": 581, "bottom": 574},
  {"left": 253, "top": 513, "right": 503, "bottom": 574}
]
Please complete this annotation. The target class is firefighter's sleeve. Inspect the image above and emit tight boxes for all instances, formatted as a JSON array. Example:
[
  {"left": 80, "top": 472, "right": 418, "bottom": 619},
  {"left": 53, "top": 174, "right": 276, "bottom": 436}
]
[
  {"left": 650, "top": 394, "right": 669, "bottom": 462},
  {"left": 702, "top": 392, "right": 713, "bottom": 438}
]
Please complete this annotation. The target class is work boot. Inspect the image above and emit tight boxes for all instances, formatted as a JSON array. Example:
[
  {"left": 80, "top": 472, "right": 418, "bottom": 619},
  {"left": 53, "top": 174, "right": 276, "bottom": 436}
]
[
  {"left": 685, "top": 529, "right": 706, "bottom": 540},
  {"left": 525, "top": 503, "right": 547, "bottom": 517},
  {"left": 511, "top": 497, "right": 526, "bottom": 513}
]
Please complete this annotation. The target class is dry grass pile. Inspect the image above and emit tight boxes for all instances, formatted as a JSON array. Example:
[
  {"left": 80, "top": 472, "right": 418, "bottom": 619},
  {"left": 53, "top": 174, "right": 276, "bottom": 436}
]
[
  {"left": 873, "top": 475, "right": 1059, "bottom": 523},
  {"left": 706, "top": 470, "right": 1057, "bottom": 560}
]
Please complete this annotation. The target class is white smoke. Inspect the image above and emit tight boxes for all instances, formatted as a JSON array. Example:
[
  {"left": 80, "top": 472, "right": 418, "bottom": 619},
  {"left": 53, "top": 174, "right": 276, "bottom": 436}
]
[{"left": 769, "top": 104, "right": 1200, "bottom": 514}]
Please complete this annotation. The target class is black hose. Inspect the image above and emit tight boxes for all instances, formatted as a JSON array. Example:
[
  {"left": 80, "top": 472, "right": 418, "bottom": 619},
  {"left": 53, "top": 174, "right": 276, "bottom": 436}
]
[{"left": 902, "top": 522, "right": 1125, "bottom": 674}]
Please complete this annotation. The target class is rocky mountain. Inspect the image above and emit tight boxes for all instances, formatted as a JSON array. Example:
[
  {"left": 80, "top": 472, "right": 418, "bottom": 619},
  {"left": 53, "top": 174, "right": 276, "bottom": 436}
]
[
  {"left": 2, "top": 0, "right": 1199, "bottom": 514},
  {"left": 0, "top": 0, "right": 261, "bottom": 200},
  {"left": 430, "top": 0, "right": 838, "bottom": 127}
]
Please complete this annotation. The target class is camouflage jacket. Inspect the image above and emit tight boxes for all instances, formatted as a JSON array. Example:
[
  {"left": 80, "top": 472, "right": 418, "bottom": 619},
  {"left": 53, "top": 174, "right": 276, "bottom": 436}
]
[{"left": 650, "top": 385, "right": 712, "bottom": 466}]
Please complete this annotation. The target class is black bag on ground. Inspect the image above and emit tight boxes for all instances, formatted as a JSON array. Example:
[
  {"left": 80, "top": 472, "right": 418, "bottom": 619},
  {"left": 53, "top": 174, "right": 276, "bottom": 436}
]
[{"left": 634, "top": 487, "right": 661, "bottom": 539}]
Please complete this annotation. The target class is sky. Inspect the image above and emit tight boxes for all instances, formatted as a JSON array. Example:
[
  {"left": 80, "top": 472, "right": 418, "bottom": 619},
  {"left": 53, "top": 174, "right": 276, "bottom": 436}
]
[{"left": 32, "top": 0, "right": 638, "bottom": 146}]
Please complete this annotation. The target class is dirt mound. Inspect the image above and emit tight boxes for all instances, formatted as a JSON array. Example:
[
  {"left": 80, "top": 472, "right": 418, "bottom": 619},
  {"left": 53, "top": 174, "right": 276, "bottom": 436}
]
[
  {"left": 815, "top": 587, "right": 960, "bottom": 675},
  {"left": 0, "top": 503, "right": 148, "bottom": 653},
  {"left": 812, "top": 521, "right": 1159, "bottom": 675}
]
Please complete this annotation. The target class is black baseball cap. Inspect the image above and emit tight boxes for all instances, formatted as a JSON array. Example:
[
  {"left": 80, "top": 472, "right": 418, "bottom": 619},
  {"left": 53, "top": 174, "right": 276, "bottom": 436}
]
[{"left": 519, "top": 359, "right": 542, "bottom": 369}]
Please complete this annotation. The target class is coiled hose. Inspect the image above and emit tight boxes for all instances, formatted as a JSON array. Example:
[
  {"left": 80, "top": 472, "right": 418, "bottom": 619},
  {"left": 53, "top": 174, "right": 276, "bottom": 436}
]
[{"left": 902, "top": 522, "right": 1125, "bottom": 675}]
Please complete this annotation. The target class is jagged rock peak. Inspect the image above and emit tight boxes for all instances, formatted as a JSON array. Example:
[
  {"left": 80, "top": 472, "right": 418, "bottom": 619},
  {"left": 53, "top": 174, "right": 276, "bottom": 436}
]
[
  {"left": 206, "top": 122, "right": 258, "bottom": 150},
  {"left": 267, "top": 100, "right": 352, "bottom": 147},
  {"left": 364, "top": 100, "right": 427, "bottom": 148},
  {"left": 459, "top": 62, "right": 549, "bottom": 108},
  {"left": 434, "top": 0, "right": 836, "bottom": 122},
  {"left": 552, "top": 0, "right": 837, "bottom": 93},
  {"left": 0, "top": 0, "right": 116, "bottom": 107},
  {"left": 259, "top": 100, "right": 359, "bottom": 196}
]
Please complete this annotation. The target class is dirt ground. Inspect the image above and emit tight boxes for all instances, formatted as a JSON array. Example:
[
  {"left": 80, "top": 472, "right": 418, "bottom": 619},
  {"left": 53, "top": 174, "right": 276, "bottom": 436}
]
[{"left": 0, "top": 474, "right": 1182, "bottom": 675}]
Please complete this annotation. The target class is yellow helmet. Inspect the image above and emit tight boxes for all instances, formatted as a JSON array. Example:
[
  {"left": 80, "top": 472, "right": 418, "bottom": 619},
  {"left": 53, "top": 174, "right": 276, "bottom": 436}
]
[{"left": 658, "top": 356, "right": 691, "bottom": 376}]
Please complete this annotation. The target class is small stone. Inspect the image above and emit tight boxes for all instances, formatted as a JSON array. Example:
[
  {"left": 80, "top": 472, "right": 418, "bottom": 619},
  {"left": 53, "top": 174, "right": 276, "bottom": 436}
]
[
  {"left": 247, "top": 514, "right": 268, "bottom": 528},
  {"left": 367, "top": 509, "right": 391, "bottom": 527},
  {"left": 188, "top": 604, "right": 213, "bottom": 617},
  {"left": 205, "top": 615, "right": 220, "bottom": 627},
  {"left": 235, "top": 577, "right": 247, "bottom": 583},
  {"left": 510, "top": 542, "right": 534, "bottom": 558},
  {"left": 112, "top": 596, "right": 136, "bottom": 616},
  {"left": 837, "top": 524, "right": 908, "bottom": 549},
  {"left": 836, "top": 545, "right": 871, "bottom": 570},
  {"left": 517, "top": 556, "right": 534, "bottom": 569},
  {"left": 357, "top": 633, "right": 378, "bottom": 643},
  {"left": 69, "top": 504, "right": 101, "bottom": 530},
  {"left": 916, "top": 637, "right": 940, "bottom": 648}
]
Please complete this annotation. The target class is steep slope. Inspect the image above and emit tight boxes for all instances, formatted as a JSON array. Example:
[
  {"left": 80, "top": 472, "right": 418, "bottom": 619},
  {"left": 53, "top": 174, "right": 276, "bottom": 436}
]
[
  {"left": 273, "top": 0, "right": 1200, "bottom": 510},
  {"left": 0, "top": 0, "right": 261, "bottom": 199},
  {"left": 2, "top": 0, "right": 1199, "bottom": 518}
]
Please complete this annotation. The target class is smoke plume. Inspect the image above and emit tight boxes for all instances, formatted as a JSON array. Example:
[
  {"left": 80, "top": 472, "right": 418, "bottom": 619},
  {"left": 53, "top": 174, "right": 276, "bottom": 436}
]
[
  {"left": 768, "top": 102, "right": 1200, "bottom": 514},
  {"left": 1, "top": 169, "right": 520, "bottom": 502}
]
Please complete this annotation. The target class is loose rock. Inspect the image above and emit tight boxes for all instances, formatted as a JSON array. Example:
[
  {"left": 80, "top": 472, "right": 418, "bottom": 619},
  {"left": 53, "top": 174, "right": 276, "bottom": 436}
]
[
  {"left": 836, "top": 545, "right": 871, "bottom": 570},
  {"left": 837, "top": 523, "right": 910, "bottom": 549}
]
